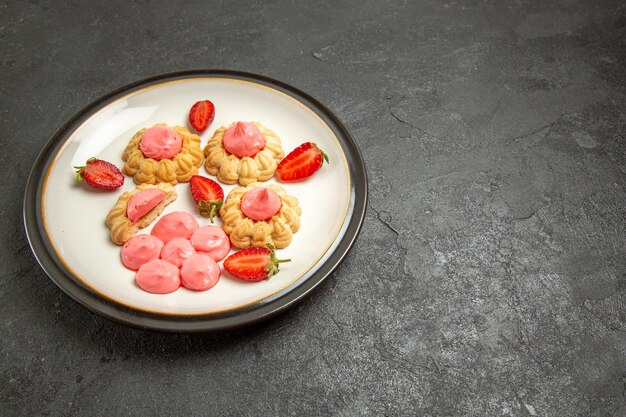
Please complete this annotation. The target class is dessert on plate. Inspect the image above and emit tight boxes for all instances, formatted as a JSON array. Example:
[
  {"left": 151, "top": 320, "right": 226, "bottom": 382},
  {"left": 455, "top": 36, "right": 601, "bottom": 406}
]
[
  {"left": 122, "top": 124, "right": 204, "bottom": 185},
  {"left": 159, "top": 237, "right": 196, "bottom": 268},
  {"left": 180, "top": 254, "right": 221, "bottom": 291},
  {"left": 136, "top": 259, "right": 181, "bottom": 294},
  {"left": 120, "top": 234, "right": 164, "bottom": 271},
  {"left": 203, "top": 121, "right": 285, "bottom": 186},
  {"left": 118, "top": 212, "right": 227, "bottom": 294},
  {"left": 189, "top": 225, "right": 231, "bottom": 261},
  {"left": 151, "top": 211, "right": 199, "bottom": 244},
  {"left": 220, "top": 182, "right": 301, "bottom": 249},
  {"left": 105, "top": 183, "right": 177, "bottom": 245}
]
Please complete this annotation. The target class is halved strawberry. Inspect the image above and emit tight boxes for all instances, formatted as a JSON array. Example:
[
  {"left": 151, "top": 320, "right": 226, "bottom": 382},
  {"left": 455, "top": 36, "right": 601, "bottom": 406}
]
[
  {"left": 74, "top": 157, "right": 124, "bottom": 190},
  {"left": 223, "top": 245, "right": 291, "bottom": 282},
  {"left": 188, "top": 100, "right": 215, "bottom": 132},
  {"left": 189, "top": 175, "right": 224, "bottom": 222},
  {"left": 275, "top": 142, "right": 329, "bottom": 182}
]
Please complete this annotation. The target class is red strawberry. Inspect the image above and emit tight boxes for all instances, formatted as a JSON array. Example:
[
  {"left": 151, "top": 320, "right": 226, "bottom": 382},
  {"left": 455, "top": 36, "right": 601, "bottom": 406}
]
[
  {"left": 188, "top": 100, "right": 215, "bottom": 132},
  {"left": 74, "top": 157, "right": 124, "bottom": 190},
  {"left": 189, "top": 175, "right": 224, "bottom": 222},
  {"left": 275, "top": 142, "right": 329, "bottom": 182},
  {"left": 223, "top": 245, "right": 290, "bottom": 282}
]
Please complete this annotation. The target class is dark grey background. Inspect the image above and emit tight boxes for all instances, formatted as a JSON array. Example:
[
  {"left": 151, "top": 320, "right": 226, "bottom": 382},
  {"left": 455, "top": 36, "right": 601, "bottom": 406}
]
[{"left": 1, "top": 0, "right": 624, "bottom": 416}]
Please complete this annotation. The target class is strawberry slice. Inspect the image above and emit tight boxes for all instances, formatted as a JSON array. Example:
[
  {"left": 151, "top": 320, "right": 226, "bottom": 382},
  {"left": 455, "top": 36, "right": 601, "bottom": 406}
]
[
  {"left": 223, "top": 245, "right": 291, "bottom": 282},
  {"left": 74, "top": 157, "right": 124, "bottom": 190},
  {"left": 189, "top": 175, "right": 224, "bottom": 222},
  {"left": 275, "top": 142, "right": 329, "bottom": 182},
  {"left": 188, "top": 100, "right": 215, "bottom": 132}
]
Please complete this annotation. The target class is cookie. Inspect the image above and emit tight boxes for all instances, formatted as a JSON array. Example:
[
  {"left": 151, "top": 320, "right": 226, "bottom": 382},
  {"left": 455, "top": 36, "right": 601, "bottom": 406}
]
[
  {"left": 203, "top": 122, "right": 285, "bottom": 186},
  {"left": 105, "top": 183, "right": 177, "bottom": 245},
  {"left": 220, "top": 182, "right": 301, "bottom": 249},
  {"left": 122, "top": 124, "right": 204, "bottom": 185}
]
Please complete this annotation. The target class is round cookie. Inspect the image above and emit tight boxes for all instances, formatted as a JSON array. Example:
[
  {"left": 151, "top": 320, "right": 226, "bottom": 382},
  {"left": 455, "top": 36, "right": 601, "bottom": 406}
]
[
  {"left": 105, "top": 183, "right": 177, "bottom": 246},
  {"left": 203, "top": 121, "right": 284, "bottom": 186},
  {"left": 122, "top": 124, "right": 204, "bottom": 185},
  {"left": 220, "top": 182, "right": 302, "bottom": 249}
]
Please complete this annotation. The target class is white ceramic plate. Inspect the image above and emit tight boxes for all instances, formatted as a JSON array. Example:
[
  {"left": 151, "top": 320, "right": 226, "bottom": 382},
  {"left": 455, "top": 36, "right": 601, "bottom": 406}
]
[{"left": 24, "top": 70, "right": 367, "bottom": 332}]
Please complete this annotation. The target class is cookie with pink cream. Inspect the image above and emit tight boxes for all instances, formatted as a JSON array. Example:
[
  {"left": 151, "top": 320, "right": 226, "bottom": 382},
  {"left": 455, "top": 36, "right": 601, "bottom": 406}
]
[
  {"left": 105, "top": 183, "right": 177, "bottom": 245},
  {"left": 203, "top": 121, "right": 285, "bottom": 186},
  {"left": 220, "top": 182, "right": 302, "bottom": 249},
  {"left": 122, "top": 123, "right": 204, "bottom": 185}
]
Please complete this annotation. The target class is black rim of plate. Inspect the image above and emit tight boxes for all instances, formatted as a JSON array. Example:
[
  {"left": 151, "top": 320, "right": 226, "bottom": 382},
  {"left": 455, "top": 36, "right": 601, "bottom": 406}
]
[{"left": 22, "top": 70, "right": 368, "bottom": 333}]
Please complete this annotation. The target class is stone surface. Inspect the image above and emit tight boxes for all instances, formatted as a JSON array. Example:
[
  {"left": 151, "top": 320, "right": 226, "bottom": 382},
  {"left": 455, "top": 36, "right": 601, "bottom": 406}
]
[{"left": 1, "top": 0, "right": 624, "bottom": 416}]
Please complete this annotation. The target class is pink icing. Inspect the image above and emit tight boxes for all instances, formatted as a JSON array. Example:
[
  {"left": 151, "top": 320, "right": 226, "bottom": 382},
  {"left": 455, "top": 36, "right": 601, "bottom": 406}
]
[
  {"left": 240, "top": 188, "right": 282, "bottom": 221},
  {"left": 126, "top": 188, "right": 166, "bottom": 223},
  {"left": 121, "top": 234, "right": 164, "bottom": 271},
  {"left": 160, "top": 237, "right": 196, "bottom": 268},
  {"left": 189, "top": 226, "right": 231, "bottom": 262},
  {"left": 135, "top": 259, "right": 180, "bottom": 294},
  {"left": 180, "top": 254, "right": 221, "bottom": 291},
  {"left": 223, "top": 121, "right": 266, "bottom": 158},
  {"left": 139, "top": 126, "right": 182, "bottom": 160},
  {"left": 151, "top": 211, "right": 199, "bottom": 244}
]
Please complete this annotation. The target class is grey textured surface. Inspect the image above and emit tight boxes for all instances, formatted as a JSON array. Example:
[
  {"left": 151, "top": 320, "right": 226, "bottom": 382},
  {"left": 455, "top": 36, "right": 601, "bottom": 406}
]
[{"left": 1, "top": 0, "right": 625, "bottom": 415}]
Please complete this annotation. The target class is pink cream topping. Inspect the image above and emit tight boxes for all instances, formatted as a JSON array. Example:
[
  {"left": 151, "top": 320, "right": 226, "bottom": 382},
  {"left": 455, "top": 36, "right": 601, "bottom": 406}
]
[
  {"left": 135, "top": 259, "right": 180, "bottom": 294},
  {"left": 160, "top": 238, "right": 196, "bottom": 268},
  {"left": 151, "top": 211, "right": 199, "bottom": 244},
  {"left": 139, "top": 126, "right": 182, "bottom": 160},
  {"left": 189, "top": 226, "right": 231, "bottom": 262},
  {"left": 240, "top": 188, "right": 282, "bottom": 221},
  {"left": 180, "top": 254, "right": 221, "bottom": 291},
  {"left": 121, "top": 234, "right": 164, "bottom": 271},
  {"left": 223, "top": 121, "right": 266, "bottom": 158},
  {"left": 126, "top": 188, "right": 167, "bottom": 223}
]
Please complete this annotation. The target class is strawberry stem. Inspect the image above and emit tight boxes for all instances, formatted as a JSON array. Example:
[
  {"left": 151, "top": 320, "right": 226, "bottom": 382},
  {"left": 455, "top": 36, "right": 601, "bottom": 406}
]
[
  {"left": 197, "top": 200, "right": 223, "bottom": 223},
  {"left": 312, "top": 143, "right": 329, "bottom": 165},
  {"left": 265, "top": 244, "right": 291, "bottom": 278},
  {"left": 73, "top": 158, "right": 97, "bottom": 182},
  {"left": 74, "top": 167, "right": 85, "bottom": 182}
]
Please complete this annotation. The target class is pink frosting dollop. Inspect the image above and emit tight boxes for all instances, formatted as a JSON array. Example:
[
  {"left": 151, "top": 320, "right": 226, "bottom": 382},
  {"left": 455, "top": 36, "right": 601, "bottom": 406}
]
[
  {"left": 151, "top": 211, "right": 199, "bottom": 244},
  {"left": 189, "top": 226, "right": 231, "bottom": 261},
  {"left": 139, "top": 126, "right": 182, "bottom": 160},
  {"left": 126, "top": 188, "right": 166, "bottom": 223},
  {"left": 180, "top": 254, "right": 221, "bottom": 291},
  {"left": 223, "top": 121, "right": 266, "bottom": 158},
  {"left": 121, "top": 234, "right": 164, "bottom": 271},
  {"left": 240, "top": 188, "right": 282, "bottom": 221},
  {"left": 160, "top": 237, "right": 196, "bottom": 268},
  {"left": 135, "top": 259, "right": 180, "bottom": 294}
]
